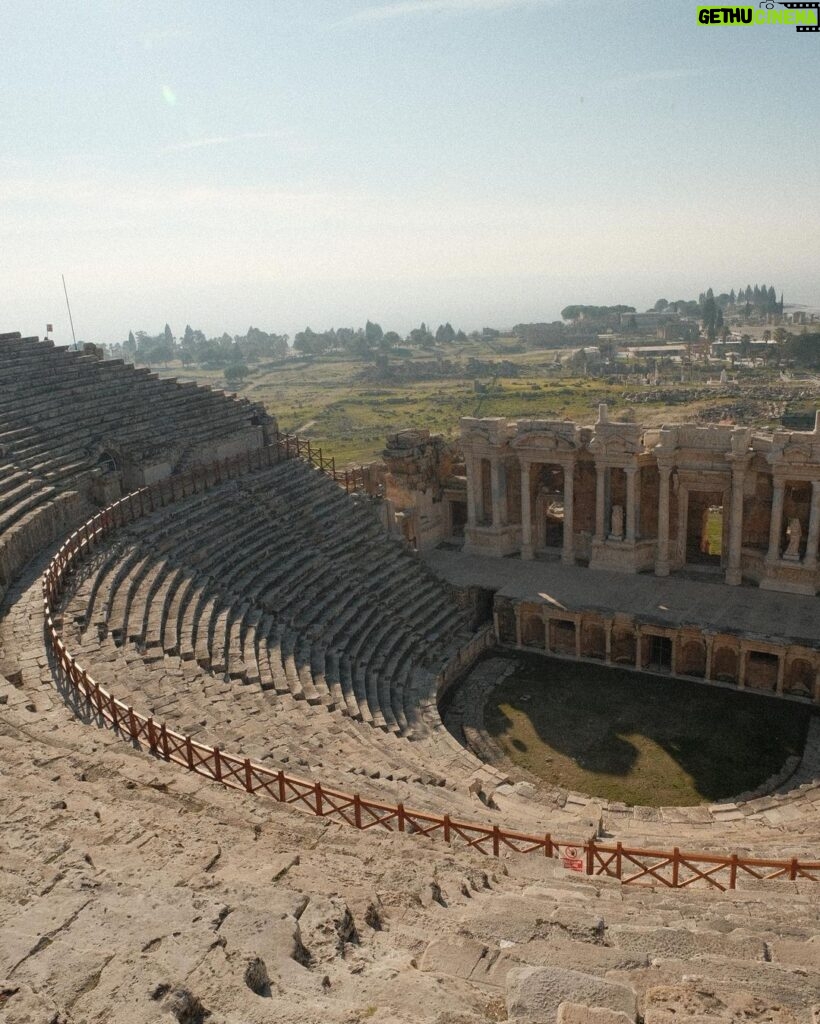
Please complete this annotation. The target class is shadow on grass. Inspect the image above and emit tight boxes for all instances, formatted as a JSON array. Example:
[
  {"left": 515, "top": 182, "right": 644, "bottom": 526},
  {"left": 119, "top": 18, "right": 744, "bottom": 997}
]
[{"left": 484, "top": 653, "right": 811, "bottom": 805}]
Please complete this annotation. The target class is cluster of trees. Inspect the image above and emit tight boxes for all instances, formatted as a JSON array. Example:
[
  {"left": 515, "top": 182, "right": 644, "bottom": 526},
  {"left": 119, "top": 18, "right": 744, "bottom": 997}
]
[
  {"left": 120, "top": 324, "right": 289, "bottom": 369},
  {"left": 292, "top": 320, "right": 471, "bottom": 356},
  {"left": 783, "top": 331, "right": 820, "bottom": 370},
  {"left": 560, "top": 304, "right": 635, "bottom": 321},
  {"left": 696, "top": 284, "right": 782, "bottom": 314}
]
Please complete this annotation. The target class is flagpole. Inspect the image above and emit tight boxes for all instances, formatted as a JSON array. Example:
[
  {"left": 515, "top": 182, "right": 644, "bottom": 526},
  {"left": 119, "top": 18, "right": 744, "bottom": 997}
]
[{"left": 62, "top": 274, "right": 78, "bottom": 350}]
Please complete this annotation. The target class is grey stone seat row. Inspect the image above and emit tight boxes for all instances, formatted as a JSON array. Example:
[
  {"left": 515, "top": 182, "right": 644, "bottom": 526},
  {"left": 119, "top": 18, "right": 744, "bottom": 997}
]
[
  {"left": 68, "top": 458, "right": 476, "bottom": 773},
  {"left": 0, "top": 335, "right": 267, "bottom": 491}
]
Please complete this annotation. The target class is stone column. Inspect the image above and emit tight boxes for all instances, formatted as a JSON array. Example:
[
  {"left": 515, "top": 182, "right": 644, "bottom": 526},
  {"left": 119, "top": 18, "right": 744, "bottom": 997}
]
[
  {"left": 725, "top": 461, "right": 747, "bottom": 586},
  {"left": 520, "top": 460, "right": 533, "bottom": 559},
  {"left": 466, "top": 455, "right": 478, "bottom": 527},
  {"left": 655, "top": 463, "right": 672, "bottom": 576},
  {"left": 803, "top": 480, "right": 820, "bottom": 568},
  {"left": 594, "top": 465, "right": 607, "bottom": 541},
  {"left": 562, "top": 462, "right": 575, "bottom": 565},
  {"left": 625, "top": 466, "right": 638, "bottom": 542},
  {"left": 766, "top": 478, "right": 785, "bottom": 562},
  {"left": 490, "top": 458, "right": 506, "bottom": 528}
]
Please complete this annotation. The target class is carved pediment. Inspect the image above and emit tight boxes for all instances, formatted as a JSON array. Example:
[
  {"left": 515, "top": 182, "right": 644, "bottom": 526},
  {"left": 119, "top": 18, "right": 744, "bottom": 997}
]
[
  {"left": 589, "top": 431, "right": 640, "bottom": 456},
  {"left": 511, "top": 430, "right": 578, "bottom": 453}
]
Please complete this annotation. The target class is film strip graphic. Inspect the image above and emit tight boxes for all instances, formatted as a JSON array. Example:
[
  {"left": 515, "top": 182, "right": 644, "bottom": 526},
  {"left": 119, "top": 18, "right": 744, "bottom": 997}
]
[{"left": 775, "top": 2, "right": 820, "bottom": 31}]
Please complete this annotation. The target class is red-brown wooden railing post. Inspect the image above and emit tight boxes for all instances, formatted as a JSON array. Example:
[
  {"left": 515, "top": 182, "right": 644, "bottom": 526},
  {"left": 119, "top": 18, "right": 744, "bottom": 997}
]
[
  {"left": 397, "top": 802, "right": 405, "bottom": 832},
  {"left": 277, "top": 770, "right": 286, "bottom": 803},
  {"left": 244, "top": 759, "right": 253, "bottom": 792},
  {"left": 492, "top": 825, "right": 501, "bottom": 857},
  {"left": 545, "top": 833, "right": 553, "bottom": 858},
  {"left": 354, "top": 793, "right": 363, "bottom": 828},
  {"left": 186, "top": 735, "right": 195, "bottom": 770},
  {"left": 147, "top": 717, "right": 157, "bottom": 752},
  {"left": 315, "top": 782, "right": 323, "bottom": 816},
  {"left": 160, "top": 723, "right": 170, "bottom": 760},
  {"left": 672, "top": 848, "right": 680, "bottom": 888},
  {"left": 213, "top": 746, "right": 222, "bottom": 781},
  {"left": 111, "top": 700, "right": 119, "bottom": 731},
  {"left": 729, "top": 853, "right": 738, "bottom": 889},
  {"left": 616, "top": 841, "right": 623, "bottom": 879},
  {"left": 790, "top": 857, "right": 799, "bottom": 881},
  {"left": 443, "top": 814, "right": 451, "bottom": 843},
  {"left": 586, "top": 836, "right": 596, "bottom": 876}
]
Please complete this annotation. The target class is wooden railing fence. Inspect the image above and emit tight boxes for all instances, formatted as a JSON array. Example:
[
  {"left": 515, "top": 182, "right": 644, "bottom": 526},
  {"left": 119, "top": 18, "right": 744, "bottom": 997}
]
[{"left": 38, "top": 440, "right": 820, "bottom": 891}]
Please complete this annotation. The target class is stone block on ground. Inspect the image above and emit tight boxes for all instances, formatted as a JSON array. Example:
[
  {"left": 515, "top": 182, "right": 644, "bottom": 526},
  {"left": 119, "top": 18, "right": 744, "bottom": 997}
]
[
  {"left": 557, "top": 1004, "right": 635, "bottom": 1024},
  {"left": 506, "top": 965, "right": 637, "bottom": 1022}
]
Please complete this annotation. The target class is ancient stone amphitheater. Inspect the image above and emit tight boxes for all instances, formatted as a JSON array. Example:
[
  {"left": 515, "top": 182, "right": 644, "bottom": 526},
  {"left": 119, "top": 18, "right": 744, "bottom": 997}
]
[{"left": 0, "top": 331, "right": 817, "bottom": 1024}]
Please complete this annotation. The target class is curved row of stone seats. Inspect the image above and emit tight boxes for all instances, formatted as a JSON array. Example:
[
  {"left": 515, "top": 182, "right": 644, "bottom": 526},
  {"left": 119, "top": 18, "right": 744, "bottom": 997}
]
[
  {"left": 0, "top": 452, "right": 90, "bottom": 603},
  {"left": 0, "top": 332, "right": 269, "bottom": 485},
  {"left": 61, "top": 457, "right": 482, "bottom": 791}
]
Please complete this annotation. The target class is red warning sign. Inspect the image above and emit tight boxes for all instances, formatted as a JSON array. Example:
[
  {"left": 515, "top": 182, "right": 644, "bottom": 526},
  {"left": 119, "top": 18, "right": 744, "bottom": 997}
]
[{"left": 561, "top": 845, "right": 584, "bottom": 873}]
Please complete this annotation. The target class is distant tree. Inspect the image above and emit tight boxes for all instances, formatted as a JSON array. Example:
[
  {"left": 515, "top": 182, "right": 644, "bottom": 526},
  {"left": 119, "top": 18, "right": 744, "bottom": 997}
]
[
  {"left": 364, "top": 320, "right": 383, "bottom": 346},
  {"left": 702, "top": 294, "right": 718, "bottom": 341},
  {"left": 774, "top": 326, "right": 787, "bottom": 364},
  {"left": 784, "top": 332, "right": 820, "bottom": 369},
  {"left": 653, "top": 298, "right": 669, "bottom": 312},
  {"left": 729, "top": 289, "right": 736, "bottom": 306},
  {"left": 435, "top": 322, "right": 456, "bottom": 343},
  {"left": 382, "top": 331, "right": 401, "bottom": 347},
  {"left": 224, "top": 363, "right": 249, "bottom": 386},
  {"left": 408, "top": 322, "right": 434, "bottom": 347},
  {"left": 163, "top": 323, "right": 174, "bottom": 348},
  {"left": 123, "top": 331, "right": 137, "bottom": 362}
]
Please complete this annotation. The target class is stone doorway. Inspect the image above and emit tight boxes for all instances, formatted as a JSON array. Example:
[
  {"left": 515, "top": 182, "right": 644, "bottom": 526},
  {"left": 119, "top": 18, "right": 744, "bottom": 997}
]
[
  {"left": 686, "top": 491, "right": 724, "bottom": 567},
  {"left": 535, "top": 464, "right": 565, "bottom": 551}
]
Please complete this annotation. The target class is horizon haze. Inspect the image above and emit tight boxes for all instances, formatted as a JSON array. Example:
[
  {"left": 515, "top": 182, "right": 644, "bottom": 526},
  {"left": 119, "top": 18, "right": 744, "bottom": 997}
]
[{"left": 3, "top": 0, "right": 819, "bottom": 345}]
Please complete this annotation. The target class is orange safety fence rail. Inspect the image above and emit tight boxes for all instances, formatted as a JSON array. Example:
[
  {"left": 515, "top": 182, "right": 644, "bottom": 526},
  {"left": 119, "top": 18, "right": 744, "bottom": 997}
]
[{"left": 39, "top": 444, "right": 820, "bottom": 891}]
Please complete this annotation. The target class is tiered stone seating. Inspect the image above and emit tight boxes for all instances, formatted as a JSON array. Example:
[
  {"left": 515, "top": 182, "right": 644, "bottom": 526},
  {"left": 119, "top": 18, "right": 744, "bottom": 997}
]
[
  {"left": 60, "top": 456, "right": 486, "bottom": 807},
  {"left": 0, "top": 332, "right": 269, "bottom": 487}
]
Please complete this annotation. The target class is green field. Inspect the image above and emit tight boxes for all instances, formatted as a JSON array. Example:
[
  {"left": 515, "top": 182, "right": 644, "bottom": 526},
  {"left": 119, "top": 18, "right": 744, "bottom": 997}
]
[
  {"left": 154, "top": 345, "right": 750, "bottom": 466},
  {"left": 484, "top": 654, "right": 810, "bottom": 806}
]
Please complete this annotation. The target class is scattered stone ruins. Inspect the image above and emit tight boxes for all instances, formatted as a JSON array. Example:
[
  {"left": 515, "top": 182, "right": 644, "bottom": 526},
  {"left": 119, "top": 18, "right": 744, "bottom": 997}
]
[{"left": 0, "top": 332, "right": 818, "bottom": 1022}]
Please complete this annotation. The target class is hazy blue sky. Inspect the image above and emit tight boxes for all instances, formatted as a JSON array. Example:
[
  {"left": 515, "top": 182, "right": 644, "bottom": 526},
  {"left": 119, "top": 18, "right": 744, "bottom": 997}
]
[{"left": 2, "top": 0, "right": 818, "bottom": 344}]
